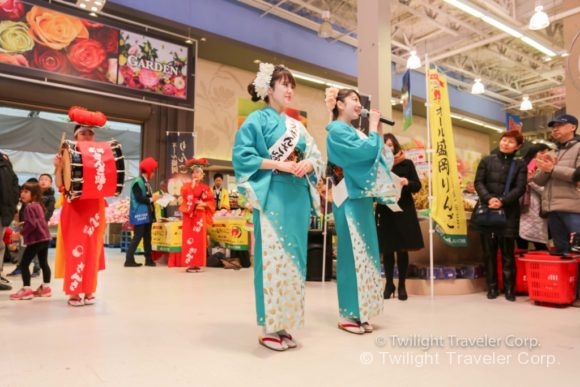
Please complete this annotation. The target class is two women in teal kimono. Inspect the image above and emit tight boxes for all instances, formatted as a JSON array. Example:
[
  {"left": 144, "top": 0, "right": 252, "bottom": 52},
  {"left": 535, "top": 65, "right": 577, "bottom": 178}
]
[
  {"left": 325, "top": 88, "right": 400, "bottom": 335},
  {"left": 232, "top": 64, "right": 323, "bottom": 351}
]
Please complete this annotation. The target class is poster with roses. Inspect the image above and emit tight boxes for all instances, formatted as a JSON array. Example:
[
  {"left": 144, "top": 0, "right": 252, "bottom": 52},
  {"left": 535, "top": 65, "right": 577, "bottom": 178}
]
[{"left": 0, "top": 0, "right": 192, "bottom": 102}]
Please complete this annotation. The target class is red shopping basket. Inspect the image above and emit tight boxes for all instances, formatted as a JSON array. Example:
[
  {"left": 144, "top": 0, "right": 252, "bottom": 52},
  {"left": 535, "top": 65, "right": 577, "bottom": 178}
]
[
  {"left": 518, "top": 252, "right": 579, "bottom": 306},
  {"left": 497, "top": 248, "right": 528, "bottom": 294}
]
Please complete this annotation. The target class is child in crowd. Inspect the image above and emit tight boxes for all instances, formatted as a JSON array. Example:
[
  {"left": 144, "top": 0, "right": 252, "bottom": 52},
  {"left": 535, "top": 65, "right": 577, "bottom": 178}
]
[
  {"left": 39, "top": 173, "right": 56, "bottom": 222},
  {"left": 9, "top": 182, "right": 52, "bottom": 300}
]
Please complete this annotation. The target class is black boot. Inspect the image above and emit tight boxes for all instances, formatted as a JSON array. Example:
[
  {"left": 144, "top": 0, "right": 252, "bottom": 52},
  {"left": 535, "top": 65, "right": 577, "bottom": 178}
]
[
  {"left": 397, "top": 283, "right": 408, "bottom": 301},
  {"left": 384, "top": 282, "right": 396, "bottom": 299},
  {"left": 487, "top": 288, "right": 499, "bottom": 299},
  {"left": 397, "top": 251, "right": 409, "bottom": 301},
  {"left": 383, "top": 251, "right": 396, "bottom": 299},
  {"left": 500, "top": 237, "right": 516, "bottom": 302},
  {"left": 482, "top": 233, "right": 499, "bottom": 300},
  {"left": 145, "top": 256, "right": 156, "bottom": 267}
]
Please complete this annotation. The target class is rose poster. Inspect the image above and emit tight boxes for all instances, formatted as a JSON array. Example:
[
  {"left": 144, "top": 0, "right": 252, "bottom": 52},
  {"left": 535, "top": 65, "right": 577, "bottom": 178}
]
[{"left": 0, "top": 1, "right": 192, "bottom": 102}]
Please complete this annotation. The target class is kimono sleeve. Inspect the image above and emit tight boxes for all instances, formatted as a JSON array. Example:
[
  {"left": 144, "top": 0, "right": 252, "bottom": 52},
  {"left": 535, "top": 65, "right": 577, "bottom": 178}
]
[
  {"left": 326, "top": 121, "right": 382, "bottom": 168},
  {"left": 232, "top": 112, "right": 268, "bottom": 183}
]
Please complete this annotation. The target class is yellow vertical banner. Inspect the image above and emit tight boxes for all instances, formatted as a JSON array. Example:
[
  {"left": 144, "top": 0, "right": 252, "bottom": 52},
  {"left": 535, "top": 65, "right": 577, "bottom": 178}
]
[{"left": 427, "top": 69, "right": 468, "bottom": 246}]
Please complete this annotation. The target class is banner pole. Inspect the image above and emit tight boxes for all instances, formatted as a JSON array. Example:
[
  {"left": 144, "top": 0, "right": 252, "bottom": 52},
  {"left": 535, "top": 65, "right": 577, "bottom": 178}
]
[
  {"left": 321, "top": 177, "right": 331, "bottom": 284},
  {"left": 425, "top": 55, "right": 435, "bottom": 300}
]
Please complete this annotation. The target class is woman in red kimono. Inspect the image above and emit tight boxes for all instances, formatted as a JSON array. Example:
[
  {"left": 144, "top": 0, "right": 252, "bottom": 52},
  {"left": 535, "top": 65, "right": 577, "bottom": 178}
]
[
  {"left": 53, "top": 107, "right": 109, "bottom": 307},
  {"left": 179, "top": 158, "right": 215, "bottom": 272}
]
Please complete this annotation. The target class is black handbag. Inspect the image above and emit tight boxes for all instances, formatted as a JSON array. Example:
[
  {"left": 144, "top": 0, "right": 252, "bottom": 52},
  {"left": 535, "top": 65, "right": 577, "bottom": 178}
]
[
  {"left": 472, "top": 160, "right": 516, "bottom": 228},
  {"left": 472, "top": 204, "right": 507, "bottom": 228}
]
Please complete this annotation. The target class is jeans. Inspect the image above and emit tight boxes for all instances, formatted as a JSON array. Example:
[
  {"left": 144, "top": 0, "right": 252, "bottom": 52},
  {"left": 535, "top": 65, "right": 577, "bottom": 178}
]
[
  {"left": 548, "top": 212, "right": 580, "bottom": 253},
  {"left": 548, "top": 212, "right": 580, "bottom": 298}
]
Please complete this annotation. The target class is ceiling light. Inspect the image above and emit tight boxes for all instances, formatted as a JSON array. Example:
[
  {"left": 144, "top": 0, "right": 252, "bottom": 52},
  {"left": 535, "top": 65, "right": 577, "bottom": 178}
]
[
  {"left": 444, "top": 0, "right": 556, "bottom": 57},
  {"left": 529, "top": 5, "right": 550, "bottom": 30},
  {"left": 450, "top": 112, "right": 504, "bottom": 132},
  {"left": 75, "top": 0, "right": 106, "bottom": 13},
  {"left": 520, "top": 36, "right": 556, "bottom": 56},
  {"left": 318, "top": 11, "right": 333, "bottom": 39},
  {"left": 471, "top": 78, "right": 485, "bottom": 94},
  {"left": 406, "top": 50, "right": 421, "bottom": 70},
  {"left": 520, "top": 95, "right": 533, "bottom": 111},
  {"left": 291, "top": 70, "right": 354, "bottom": 89},
  {"left": 444, "top": 0, "right": 482, "bottom": 18}
]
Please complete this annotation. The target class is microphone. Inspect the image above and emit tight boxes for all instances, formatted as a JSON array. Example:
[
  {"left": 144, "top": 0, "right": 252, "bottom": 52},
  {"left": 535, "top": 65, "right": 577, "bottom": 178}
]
[{"left": 360, "top": 108, "right": 395, "bottom": 126}]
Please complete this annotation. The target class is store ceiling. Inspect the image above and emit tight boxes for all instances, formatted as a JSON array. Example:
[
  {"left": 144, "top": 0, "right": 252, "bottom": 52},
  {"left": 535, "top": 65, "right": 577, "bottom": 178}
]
[{"left": 234, "top": 0, "right": 575, "bottom": 120}]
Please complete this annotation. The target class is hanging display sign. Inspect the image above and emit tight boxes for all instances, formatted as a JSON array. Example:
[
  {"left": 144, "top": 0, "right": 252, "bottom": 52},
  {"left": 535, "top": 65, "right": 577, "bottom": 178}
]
[
  {"left": 402, "top": 69, "right": 412, "bottom": 130},
  {"left": 165, "top": 131, "right": 195, "bottom": 195},
  {"left": 427, "top": 68, "right": 468, "bottom": 247},
  {"left": 0, "top": 1, "right": 194, "bottom": 105}
]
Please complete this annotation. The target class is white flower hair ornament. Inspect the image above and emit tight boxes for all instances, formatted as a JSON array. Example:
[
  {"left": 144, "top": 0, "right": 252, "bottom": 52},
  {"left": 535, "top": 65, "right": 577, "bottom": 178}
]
[
  {"left": 253, "top": 62, "right": 276, "bottom": 100},
  {"left": 324, "top": 87, "right": 339, "bottom": 112}
]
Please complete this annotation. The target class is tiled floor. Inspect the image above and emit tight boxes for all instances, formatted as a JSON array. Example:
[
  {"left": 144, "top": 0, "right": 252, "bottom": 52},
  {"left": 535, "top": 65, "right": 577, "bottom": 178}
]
[{"left": 0, "top": 248, "right": 579, "bottom": 387}]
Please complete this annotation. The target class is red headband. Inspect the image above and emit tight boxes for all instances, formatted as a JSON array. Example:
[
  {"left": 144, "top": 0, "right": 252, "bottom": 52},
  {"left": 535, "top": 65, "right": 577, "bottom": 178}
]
[
  {"left": 186, "top": 158, "right": 209, "bottom": 167},
  {"left": 68, "top": 106, "right": 107, "bottom": 127}
]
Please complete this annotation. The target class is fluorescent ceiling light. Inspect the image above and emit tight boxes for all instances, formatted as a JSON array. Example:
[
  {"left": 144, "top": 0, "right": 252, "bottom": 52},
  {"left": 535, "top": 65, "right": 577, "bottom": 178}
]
[
  {"left": 481, "top": 15, "right": 522, "bottom": 38},
  {"left": 529, "top": 5, "right": 550, "bottom": 30},
  {"left": 521, "top": 36, "right": 556, "bottom": 57},
  {"left": 292, "top": 72, "right": 326, "bottom": 85},
  {"left": 450, "top": 112, "right": 504, "bottom": 132},
  {"left": 471, "top": 78, "right": 485, "bottom": 94},
  {"left": 444, "top": 0, "right": 482, "bottom": 18},
  {"left": 444, "top": 0, "right": 556, "bottom": 57},
  {"left": 291, "top": 70, "right": 354, "bottom": 89}
]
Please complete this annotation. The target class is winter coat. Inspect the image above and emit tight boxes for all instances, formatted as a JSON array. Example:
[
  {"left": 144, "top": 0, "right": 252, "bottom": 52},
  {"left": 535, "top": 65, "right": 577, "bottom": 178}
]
[
  {"left": 533, "top": 136, "right": 580, "bottom": 214},
  {"left": 42, "top": 187, "right": 56, "bottom": 222},
  {"left": 376, "top": 159, "right": 424, "bottom": 252},
  {"left": 21, "top": 202, "right": 51, "bottom": 245},
  {"left": 0, "top": 153, "right": 19, "bottom": 227},
  {"left": 474, "top": 152, "right": 527, "bottom": 238}
]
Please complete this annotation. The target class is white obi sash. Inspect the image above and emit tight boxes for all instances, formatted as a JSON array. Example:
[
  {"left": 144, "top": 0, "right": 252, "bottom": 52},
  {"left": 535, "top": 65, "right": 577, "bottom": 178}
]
[{"left": 269, "top": 115, "right": 300, "bottom": 161}]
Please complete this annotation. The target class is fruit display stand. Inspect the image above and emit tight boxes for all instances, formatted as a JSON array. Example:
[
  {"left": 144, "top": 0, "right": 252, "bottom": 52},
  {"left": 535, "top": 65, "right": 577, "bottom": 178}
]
[
  {"left": 207, "top": 216, "right": 249, "bottom": 252},
  {"left": 104, "top": 223, "right": 123, "bottom": 247},
  {"left": 146, "top": 213, "right": 252, "bottom": 266},
  {"left": 151, "top": 221, "right": 182, "bottom": 266},
  {"left": 405, "top": 216, "right": 487, "bottom": 295}
]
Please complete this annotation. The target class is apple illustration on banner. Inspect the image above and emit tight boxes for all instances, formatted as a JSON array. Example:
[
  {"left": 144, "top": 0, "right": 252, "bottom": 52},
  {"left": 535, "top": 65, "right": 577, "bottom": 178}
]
[{"left": 231, "top": 226, "right": 242, "bottom": 238}]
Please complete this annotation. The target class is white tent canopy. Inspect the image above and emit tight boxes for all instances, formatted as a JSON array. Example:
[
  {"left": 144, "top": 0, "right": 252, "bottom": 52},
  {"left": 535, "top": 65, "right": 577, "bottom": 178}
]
[{"left": 0, "top": 115, "right": 140, "bottom": 183}]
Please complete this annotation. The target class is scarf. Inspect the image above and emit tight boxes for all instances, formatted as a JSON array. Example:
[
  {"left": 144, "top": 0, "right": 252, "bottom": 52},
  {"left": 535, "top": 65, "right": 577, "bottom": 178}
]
[{"left": 393, "top": 150, "right": 406, "bottom": 166}]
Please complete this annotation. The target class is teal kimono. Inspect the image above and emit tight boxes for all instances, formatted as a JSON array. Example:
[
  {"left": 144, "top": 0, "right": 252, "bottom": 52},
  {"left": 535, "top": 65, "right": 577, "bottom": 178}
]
[
  {"left": 232, "top": 106, "right": 323, "bottom": 333},
  {"left": 326, "top": 120, "right": 400, "bottom": 323}
]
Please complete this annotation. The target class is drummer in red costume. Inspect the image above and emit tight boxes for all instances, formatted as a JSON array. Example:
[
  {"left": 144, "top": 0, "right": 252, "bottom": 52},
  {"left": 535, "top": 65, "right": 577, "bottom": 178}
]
[
  {"left": 53, "top": 107, "right": 112, "bottom": 307},
  {"left": 179, "top": 158, "right": 215, "bottom": 273}
]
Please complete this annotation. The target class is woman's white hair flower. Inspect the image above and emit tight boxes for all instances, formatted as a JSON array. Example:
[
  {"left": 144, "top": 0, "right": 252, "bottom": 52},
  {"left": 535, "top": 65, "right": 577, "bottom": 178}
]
[
  {"left": 253, "top": 62, "right": 275, "bottom": 100},
  {"left": 324, "top": 87, "right": 339, "bottom": 111}
]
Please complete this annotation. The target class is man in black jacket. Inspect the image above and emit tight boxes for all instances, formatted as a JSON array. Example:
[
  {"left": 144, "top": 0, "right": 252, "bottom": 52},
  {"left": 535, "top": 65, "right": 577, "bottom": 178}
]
[{"left": 0, "top": 152, "right": 20, "bottom": 291}]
